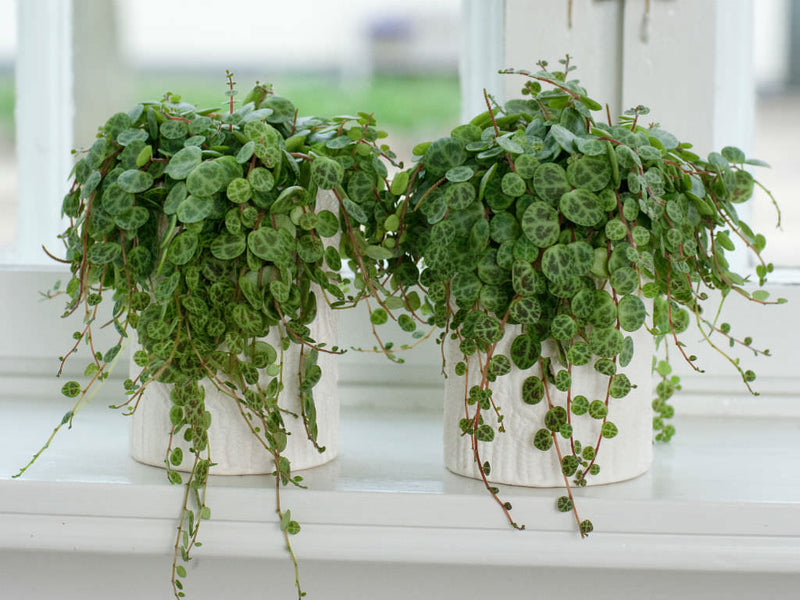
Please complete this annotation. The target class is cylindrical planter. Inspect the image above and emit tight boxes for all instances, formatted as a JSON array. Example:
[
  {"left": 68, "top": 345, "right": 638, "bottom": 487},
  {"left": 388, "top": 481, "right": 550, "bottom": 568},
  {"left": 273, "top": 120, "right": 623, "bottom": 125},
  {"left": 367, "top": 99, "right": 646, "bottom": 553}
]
[
  {"left": 443, "top": 323, "right": 654, "bottom": 487},
  {"left": 130, "top": 191, "right": 340, "bottom": 475},
  {"left": 129, "top": 304, "right": 339, "bottom": 475}
]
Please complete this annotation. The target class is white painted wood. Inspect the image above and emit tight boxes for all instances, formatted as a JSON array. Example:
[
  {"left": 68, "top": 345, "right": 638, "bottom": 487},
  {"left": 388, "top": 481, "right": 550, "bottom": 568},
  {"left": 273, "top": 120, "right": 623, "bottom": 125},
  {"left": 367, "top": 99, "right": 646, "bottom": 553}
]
[
  {"left": 443, "top": 324, "right": 654, "bottom": 487},
  {"left": 1, "top": 399, "right": 799, "bottom": 571},
  {"left": 10, "top": 0, "right": 73, "bottom": 266},
  {"left": 460, "top": 0, "right": 506, "bottom": 120},
  {"left": 1, "top": 552, "right": 798, "bottom": 600}
]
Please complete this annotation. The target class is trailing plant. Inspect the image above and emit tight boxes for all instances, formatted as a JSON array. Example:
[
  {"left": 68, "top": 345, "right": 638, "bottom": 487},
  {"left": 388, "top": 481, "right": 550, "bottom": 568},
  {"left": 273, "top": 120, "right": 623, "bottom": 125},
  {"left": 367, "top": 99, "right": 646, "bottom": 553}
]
[
  {"left": 16, "top": 73, "right": 408, "bottom": 598},
  {"left": 396, "top": 57, "right": 782, "bottom": 535}
]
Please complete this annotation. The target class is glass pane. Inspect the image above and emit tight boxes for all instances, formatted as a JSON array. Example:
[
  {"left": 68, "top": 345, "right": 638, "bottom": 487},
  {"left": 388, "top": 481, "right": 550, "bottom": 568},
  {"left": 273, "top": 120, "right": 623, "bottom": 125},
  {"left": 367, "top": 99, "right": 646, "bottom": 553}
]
[
  {"left": 752, "top": 0, "right": 799, "bottom": 269},
  {"left": 92, "top": 0, "right": 462, "bottom": 167},
  {"left": 0, "top": 0, "right": 16, "bottom": 254},
  {"left": 752, "top": 93, "right": 800, "bottom": 269}
]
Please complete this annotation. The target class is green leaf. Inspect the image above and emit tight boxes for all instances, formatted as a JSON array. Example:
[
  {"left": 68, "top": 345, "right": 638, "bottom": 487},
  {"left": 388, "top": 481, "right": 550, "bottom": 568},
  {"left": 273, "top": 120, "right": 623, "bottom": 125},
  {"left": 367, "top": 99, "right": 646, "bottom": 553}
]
[
  {"left": 601, "top": 421, "right": 619, "bottom": 438},
  {"left": 477, "top": 163, "right": 497, "bottom": 203},
  {"left": 297, "top": 235, "right": 324, "bottom": 263},
  {"left": 164, "top": 182, "right": 187, "bottom": 215},
  {"left": 390, "top": 171, "right": 410, "bottom": 195},
  {"left": 280, "top": 510, "right": 292, "bottom": 531},
  {"left": 532, "top": 162, "right": 570, "bottom": 201},
  {"left": 609, "top": 374, "right": 632, "bottom": 398},
  {"left": 114, "top": 206, "right": 150, "bottom": 231},
  {"left": 210, "top": 232, "right": 246, "bottom": 260},
  {"left": 271, "top": 186, "right": 305, "bottom": 214},
  {"left": 117, "top": 128, "right": 149, "bottom": 146},
  {"left": 176, "top": 195, "right": 214, "bottom": 224},
  {"left": 618, "top": 295, "right": 647, "bottom": 332},
  {"left": 510, "top": 334, "right": 540, "bottom": 369},
  {"left": 311, "top": 157, "right": 344, "bottom": 190},
  {"left": 559, "top": 188, "right": 603, "bottom": 226},
  {"left": 263, "top": 95, "right": 296, "bottom": 124},
  {"left": 588, "top": 399, "right": 608, "bottom": 419},
  {"left": 521, "top": 201, "right": 560, "bottom": 247},
  {"left": 160, "top": 119, "right": 187, "bottom": 140},
  {"left": 445, "top": 166, "right": 474, "bottom": 183},
  {"left": 423, "top": 137, "right": 468, "bottom": 176},
  {"left": 567, "top": 155, "right": 612, "bottom": 191},
  {"left": 649, "top": 128, "right": 679, "bottom": 150},
  {"left": 316, "top": 210, "right": 340, "bottom": 237},
  {"left": 167, "top": 232, "right": 198, "bottom": 265},
  {"left": 248, "top": 227, "right": 292, "bottom": 264},
  {"left": 721, "top": 146, "right": 745, "bottom": 164},
  {"left": 533, "top": 428, "right": 553, "bottom": 451},
  {"left": 87, "top": 241, "right": 122, "bottom": 264},
  {"left": 236, "top": 141, "right": 256, "bottom": 163},
  {"left": 186, "top": 160, "right": 225, "bottom": 197},
  {"left": 496, "top": 134, "right": 524, "bottom": 154},
  {"left": 101, "top": 183, "right": 134, "bottom": 215},
  {"left": 165, "top": 146, "right": 202, "bottom": 180},
  {"left": 364, "top": 245, "right": 394, "bottom": 260},
  {"left": 117, "top": 169, "right": 154, "bottom": 193},
  {"left": 342, "top": 196, "right": 368, "bottom": 224},
  {"left": 286, "top": 521, "right": 301, "bottom": 535},
  {"left": 549, "top": 124, "right": 577, "bottom": 153},
  {"left": 226, "top": 178, "right": 252, "bottom": 204},
  {"left": 248, "top": 167, "right": 275, "bottom": 192},
  {"left": 501, "top": 172, "right": 526, "bottom": 197},
  {"left": 347, "top": 171, "right": 376, "bottom": 203},
  {"left": 61, "top": 381, "right": 82, "bottom": 398},
  {"left": 589, "top": 326, "right": 624, "bottom": 358},
  {"left": 136, "top": 145, "right": 153, "bottom": 167}
]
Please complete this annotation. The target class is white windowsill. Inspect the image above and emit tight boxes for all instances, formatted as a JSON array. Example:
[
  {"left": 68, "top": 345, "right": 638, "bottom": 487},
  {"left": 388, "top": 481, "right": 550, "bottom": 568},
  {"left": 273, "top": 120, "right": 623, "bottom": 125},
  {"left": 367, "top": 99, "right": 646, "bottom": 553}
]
[{"left": 1, "top": 391, "right": 798, "bottom": 574}]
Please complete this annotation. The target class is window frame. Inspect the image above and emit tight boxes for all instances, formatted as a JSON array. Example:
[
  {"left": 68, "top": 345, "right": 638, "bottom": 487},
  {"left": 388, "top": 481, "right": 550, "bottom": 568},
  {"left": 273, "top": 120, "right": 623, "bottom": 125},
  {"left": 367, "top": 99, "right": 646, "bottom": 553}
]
[{"left": 4, "top": 0, "right": 73, "bottom": 266}]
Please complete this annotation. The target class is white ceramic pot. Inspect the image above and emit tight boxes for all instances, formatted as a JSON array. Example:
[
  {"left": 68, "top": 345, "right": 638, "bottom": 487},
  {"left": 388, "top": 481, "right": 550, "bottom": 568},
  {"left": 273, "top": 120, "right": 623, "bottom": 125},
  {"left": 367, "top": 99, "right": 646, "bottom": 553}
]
[
  {"left": 129, "top": 191, "right": 340, "bottom": 475},
  {"left": 129, "top": 305, "right": 339, "bottom": 475},
  {"left": 443, "top": 322, "right": 653, "bottom": 487}
]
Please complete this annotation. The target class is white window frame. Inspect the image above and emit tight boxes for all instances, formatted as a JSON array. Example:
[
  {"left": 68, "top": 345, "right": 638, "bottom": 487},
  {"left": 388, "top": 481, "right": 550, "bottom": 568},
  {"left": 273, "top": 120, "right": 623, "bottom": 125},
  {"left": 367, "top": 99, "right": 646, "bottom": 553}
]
[{"left": 6, "top": 0, "right": 73, "bottom": 266}]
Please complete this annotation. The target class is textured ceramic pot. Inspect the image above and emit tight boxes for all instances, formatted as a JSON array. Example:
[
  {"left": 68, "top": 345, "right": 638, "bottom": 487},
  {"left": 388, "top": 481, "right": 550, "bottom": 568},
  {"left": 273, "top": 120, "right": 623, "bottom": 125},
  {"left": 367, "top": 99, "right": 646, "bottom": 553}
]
[
  {"left": 443, "top": 322, "right": 654, "bottom": 487},
  {"left": 129, "top": 191, "right": 340, "bottom": 475},
  {"left": 129, "top": 305, "right": 339, "bottom": 475}
]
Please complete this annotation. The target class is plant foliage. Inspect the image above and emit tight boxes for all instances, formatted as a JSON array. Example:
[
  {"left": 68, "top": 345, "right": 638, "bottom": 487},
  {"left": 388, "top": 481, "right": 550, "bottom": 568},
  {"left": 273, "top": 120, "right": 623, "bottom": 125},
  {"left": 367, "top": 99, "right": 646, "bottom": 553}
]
[
  {"left": 21, "top": 73, "right": 408, "bottom": 598},
  {"left": 395, "top": 57, "right": 782, "bottom": 534}
]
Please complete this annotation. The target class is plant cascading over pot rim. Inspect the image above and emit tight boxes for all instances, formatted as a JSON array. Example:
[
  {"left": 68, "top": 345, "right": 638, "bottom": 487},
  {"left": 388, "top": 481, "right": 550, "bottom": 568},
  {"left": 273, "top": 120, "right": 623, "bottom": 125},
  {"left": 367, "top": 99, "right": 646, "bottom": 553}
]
[
  {"left": 392, "top": 57, "right": 783, "bottom": 535},
  {"left": 19, "top": 73, "right": 411, "bottom": 598}
]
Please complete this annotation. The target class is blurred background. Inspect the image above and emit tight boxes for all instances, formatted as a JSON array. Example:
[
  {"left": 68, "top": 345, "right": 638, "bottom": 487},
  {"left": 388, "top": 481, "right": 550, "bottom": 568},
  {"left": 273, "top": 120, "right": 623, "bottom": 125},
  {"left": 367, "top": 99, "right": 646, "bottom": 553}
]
[{"left": 0, "top": 0, "right": 797, "bottom": 268}]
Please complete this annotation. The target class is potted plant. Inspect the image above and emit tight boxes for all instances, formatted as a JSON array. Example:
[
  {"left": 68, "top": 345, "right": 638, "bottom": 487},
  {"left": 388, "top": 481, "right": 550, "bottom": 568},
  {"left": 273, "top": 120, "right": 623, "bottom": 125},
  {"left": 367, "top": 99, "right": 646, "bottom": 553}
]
[
  {"left": 395, "top": 58, "right": 782, "bottom": 535},
  {"left": 16, "top": 73, "right": 407, "bottom": 598}
]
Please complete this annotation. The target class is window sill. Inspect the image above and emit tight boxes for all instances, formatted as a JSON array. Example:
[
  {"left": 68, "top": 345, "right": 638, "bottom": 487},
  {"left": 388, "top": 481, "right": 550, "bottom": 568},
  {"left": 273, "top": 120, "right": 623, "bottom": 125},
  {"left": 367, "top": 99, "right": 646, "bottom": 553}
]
[{"left": 1, "top": 393, "right": 798, "bottom": 574}]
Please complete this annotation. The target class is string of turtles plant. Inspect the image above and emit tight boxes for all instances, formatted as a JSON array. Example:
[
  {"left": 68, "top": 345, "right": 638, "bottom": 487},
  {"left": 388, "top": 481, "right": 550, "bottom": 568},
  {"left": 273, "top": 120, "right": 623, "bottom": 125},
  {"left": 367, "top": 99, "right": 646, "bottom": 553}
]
[
  {"left": 15, "top": 73, "right": 410, "bottom": 598},
  {"left": 395, "top": 57, "right": 783, "bottom": 535}
]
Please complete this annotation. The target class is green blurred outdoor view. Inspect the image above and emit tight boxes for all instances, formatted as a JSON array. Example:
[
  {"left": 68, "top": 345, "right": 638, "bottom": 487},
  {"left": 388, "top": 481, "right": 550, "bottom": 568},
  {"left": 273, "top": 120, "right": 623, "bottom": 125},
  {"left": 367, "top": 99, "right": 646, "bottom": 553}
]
[{"left": 0, "top": 72, "right": 460, "bottom": 161}]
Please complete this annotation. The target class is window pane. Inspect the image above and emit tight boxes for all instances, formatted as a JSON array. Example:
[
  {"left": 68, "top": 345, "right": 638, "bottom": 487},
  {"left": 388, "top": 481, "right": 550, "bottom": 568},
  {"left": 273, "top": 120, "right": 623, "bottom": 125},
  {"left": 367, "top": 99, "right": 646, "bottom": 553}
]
[
  {"left": 0, "top": 0, "right": 16, "bottom": 254},
  {"left": 752, "top": 92, "right": 800, "bottom": 269},
  {"left": 106, "top": 0, "right": 462, "bottom": 165},
  {"left": 752, "top": 0, "right": 799, "bottom": 269}
]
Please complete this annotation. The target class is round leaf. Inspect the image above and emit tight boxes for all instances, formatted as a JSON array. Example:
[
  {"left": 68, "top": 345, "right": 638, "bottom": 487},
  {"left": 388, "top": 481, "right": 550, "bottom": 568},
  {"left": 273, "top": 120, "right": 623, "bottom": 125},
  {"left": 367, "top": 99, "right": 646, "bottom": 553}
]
[
  {"left": 117, "top": 169, "right": 154, "bottom": 193},
  {"left": 164, "top": 146, "right": 202, "bottom": 180}
]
